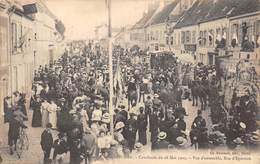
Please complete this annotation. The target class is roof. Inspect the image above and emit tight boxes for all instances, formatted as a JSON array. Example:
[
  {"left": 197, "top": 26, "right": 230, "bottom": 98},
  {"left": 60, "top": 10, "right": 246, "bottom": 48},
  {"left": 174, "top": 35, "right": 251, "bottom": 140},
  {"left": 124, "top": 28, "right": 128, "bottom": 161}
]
[
  {"left": 175, "top": 0, "right": 260, "bottom": 28},
  {"left": 227, "top": 0, "right": 260, "bottom": 17},
  {"left": 149, "top": 0, "right": 180, "bottom": 26},
  {"left": 131, "top": 8, "right": 157, "bottom": 30}
]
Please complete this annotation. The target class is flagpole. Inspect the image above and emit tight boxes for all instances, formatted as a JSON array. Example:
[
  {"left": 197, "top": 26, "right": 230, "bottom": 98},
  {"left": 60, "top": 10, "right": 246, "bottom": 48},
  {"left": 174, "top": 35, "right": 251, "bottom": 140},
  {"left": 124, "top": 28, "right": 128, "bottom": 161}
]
[{"left": 107, "top": 0, "right": 114, "bottom": 137}]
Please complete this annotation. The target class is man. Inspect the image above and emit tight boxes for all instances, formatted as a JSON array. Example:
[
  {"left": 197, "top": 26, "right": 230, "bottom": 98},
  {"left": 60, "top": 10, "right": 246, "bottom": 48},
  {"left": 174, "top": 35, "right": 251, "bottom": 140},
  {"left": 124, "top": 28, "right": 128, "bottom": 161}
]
[
  {"left": 137, "top": 107, "right": 148, "bottom": 145},
  {"left": 40, "top": 123, "right": 53, "bottom": 164},
  {"left": 81, "top": 127, "right": 96, "bottom": 164},
  {"left": 153, "top": 132, "right": 169, "bottom": 150},
  {"left": 53, "top": 132, "right": 68, "bottom": 164},
  {"left": 126, "top": 113, "right": 138, "bottom": 152},
  {"left": 191, "top": 110, "right": 206, "bottom": 130}
]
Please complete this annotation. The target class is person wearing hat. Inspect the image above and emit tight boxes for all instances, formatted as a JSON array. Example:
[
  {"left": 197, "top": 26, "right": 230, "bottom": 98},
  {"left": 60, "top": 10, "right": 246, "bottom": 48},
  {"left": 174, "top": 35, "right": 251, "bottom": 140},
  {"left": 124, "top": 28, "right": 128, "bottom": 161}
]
[
  {"left": 80, "top": 127, "right": 96, "bottom": 164},
  {"left": 126, "top": 113, "right": 138, "bottom": 152},
  {"left": 31, "top": 95, "right": 42, "bottom": 127},
  {"left": 56, "top": 97, "right": 71, "bottom": 132},
  {"left": 76, "top": 104, "right": 89, "bottom": 132},
  {"left": 137, "top": 107, "right": 148, "bottom": 145},
  {"left": 176, "top": 114, "right": 186, "bottom": 132},
  {"left": 149, "top": 109, "right": 160, "bottom": 150},
  {"left": 240, "top": 95, "right": 258, "bottom": 133},
  {"left": 40, "top": 123, "right": 53, "bottom": 164},
  {"left": 7, "top": 105, "right": 27, "bottom": 155},
  {"left": 47, "top": 99, "right": 60, "bottom": 129},
  {"left": 191, "top": 110, "right": 206, "bottom": 130},
  {"left": 53, "top": 132, "right": 68, "bottom": 164},
  {"left": 153, "top": 132, "right": 170, "bottom": 150},
  {"left": 176, "top": 136, "right": 188, "bottom": 149},
  {"left": 101, "top": 113, "right": 110, "bottom": 132}
]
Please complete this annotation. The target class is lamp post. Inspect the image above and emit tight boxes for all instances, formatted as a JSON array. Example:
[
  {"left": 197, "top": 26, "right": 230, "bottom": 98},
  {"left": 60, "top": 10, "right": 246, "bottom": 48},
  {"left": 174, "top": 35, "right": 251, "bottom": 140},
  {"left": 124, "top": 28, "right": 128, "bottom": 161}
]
[{"left": 106, "top": 0, "right": 114, "bottom": 137}]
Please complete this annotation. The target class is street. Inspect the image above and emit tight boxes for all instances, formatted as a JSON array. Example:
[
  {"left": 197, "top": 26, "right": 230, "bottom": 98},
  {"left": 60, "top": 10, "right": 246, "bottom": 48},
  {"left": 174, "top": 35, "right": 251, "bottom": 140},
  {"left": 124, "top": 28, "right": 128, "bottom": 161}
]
[
  {"left": 0, "top": 0, "right": 259, "bottom": 164},
  {"left": 0, "top": 94, "right": 212, "bottom": 163}
]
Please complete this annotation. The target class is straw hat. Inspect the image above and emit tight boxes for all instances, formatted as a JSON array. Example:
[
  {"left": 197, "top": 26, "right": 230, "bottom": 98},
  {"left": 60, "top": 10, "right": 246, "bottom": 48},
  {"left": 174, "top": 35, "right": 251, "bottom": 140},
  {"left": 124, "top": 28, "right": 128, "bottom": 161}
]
[
  {"left": 239, "top": 122, "right": 246, "bottom": 129},
  {"left": 134, "top": 142, "right": 143, "bottom": 149},
  {"left": 115, "top": 122, "right": 125, "bottom": 131},
  {"left": 101, "top": 113, "right": 110, "bottom": 123},
  {"left": 158, "top": 131, "right": 167, "bottom": 140},
  {"left": 154, "top": 94, "right": 159, "bottom": 98},
  {"left": 233, "top": 137, "right": 244, "bottom": 144},
  {"left": 176, "top": 136, "right": 188, "bottom": 146}
]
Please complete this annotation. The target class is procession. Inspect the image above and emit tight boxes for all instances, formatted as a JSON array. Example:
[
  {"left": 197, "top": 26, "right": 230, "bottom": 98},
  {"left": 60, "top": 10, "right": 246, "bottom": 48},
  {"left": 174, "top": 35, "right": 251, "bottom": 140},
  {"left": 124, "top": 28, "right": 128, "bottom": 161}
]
[{"left": 0, "top": 0, "right": 260, "bottom": 164}]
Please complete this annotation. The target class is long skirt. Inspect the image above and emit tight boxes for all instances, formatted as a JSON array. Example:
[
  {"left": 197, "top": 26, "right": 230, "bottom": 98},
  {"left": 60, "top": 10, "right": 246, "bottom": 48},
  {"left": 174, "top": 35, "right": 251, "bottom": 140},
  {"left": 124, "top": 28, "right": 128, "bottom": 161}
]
[
  {"left": 42, "top": 109, "right": 49, "bottom": 128},
  {"left": 138, "top": 128, "right": 147, "bottom": 145},
  {"left": 32, "top": 108, "right": 42, "bottom": 127}
]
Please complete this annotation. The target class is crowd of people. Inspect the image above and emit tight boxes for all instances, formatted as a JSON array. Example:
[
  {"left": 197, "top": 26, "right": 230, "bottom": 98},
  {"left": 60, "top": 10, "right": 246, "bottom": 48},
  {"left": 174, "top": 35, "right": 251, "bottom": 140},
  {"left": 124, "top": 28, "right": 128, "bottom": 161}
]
[{"left": 3, "top": 41, "right": 259, "bottom": 164}]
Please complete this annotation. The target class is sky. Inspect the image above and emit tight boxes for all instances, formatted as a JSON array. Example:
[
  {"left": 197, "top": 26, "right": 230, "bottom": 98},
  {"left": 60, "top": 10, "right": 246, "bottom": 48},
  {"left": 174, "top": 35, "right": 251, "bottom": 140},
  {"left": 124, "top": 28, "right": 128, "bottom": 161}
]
[{"left": 45, "top": 0, "right": 152, "bottom": 40}]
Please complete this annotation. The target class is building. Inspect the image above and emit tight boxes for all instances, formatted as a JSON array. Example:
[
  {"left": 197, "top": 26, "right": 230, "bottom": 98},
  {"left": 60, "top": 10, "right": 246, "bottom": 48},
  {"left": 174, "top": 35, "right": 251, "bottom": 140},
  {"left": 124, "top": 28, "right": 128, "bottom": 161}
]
[
  {"left": 129, "top": 4, "right": 158, "bottom": 50},
  {"left": 146, "top": 0, "right": 181, "bottom": 52},
  {"left": 0, "top": 0, "right": 10, "bottom": 116},
  {"left": 0, "top": 0, "right": 65, "bottom": 116},
  {"left": 113, "top": 27, "right": 131, "bottom": 49},
  {"left": 173, "top": 0, "right": 260, "bottom": 66}
]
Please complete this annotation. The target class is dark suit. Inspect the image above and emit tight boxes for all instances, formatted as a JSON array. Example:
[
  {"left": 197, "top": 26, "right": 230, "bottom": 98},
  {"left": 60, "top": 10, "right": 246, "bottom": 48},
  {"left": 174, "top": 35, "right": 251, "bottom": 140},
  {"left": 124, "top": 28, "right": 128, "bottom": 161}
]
[{"left": 41, "top": 129, "right": 53, "bottom": 164}]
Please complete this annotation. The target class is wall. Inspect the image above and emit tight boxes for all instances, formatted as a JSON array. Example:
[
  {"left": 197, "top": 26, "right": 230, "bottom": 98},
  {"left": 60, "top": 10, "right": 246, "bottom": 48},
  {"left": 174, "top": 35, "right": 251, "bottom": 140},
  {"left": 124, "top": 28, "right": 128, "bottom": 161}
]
[
  {"left": 146, "top": 23, "right": 166, "bottom": 52},
  {"left": 197, "top": 18, "right": 229, "bottom": 64},
  {"left": 0, "top": 8, "right": 9, "bottom": 116}
]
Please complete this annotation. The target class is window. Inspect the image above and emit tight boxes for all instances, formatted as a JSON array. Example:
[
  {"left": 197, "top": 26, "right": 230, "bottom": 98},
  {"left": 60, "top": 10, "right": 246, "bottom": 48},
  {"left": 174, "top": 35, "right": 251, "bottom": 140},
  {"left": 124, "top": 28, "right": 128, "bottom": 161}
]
[
  {"left": 192, "top": 31, "right": 196, "bottom": 43},
  {"left": 178, "top": 32, "right": 180, "bottom": 45},
  {"left": 203, "top": 30, "right": 207, "bottom": 46},
  {"left": 173, "top": 33, "right": 176, "bottom": 46},
  {"left": 199, "top": 31, "right": 203, "bottom": 46},
  {"left": 166, "top": 36, "right": 169, "bottom": 45},
  {"left": 12, "top": 22, "right": 17, "bottom": 52},
  {"left": 181, "top": 31, "right": 185, "bottom": 44},
  {"left": 186, "top": 31, "right": 191, "bottom": 43},
  {"left": 208, "top": 30, "right": 214, "bottom": 46},
  {"left": 170, "top": 36, "right": 173, "bottom": 45}
]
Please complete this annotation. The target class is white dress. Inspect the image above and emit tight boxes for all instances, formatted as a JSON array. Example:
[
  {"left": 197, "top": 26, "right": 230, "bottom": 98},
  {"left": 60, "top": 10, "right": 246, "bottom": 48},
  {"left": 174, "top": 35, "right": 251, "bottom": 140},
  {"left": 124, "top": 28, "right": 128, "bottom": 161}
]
[
  {"left": 79, "top": 110, "right": 89, "bottom": 131},
  {"left": 47, "top": 103, "right": 59, "bottom": 128}
]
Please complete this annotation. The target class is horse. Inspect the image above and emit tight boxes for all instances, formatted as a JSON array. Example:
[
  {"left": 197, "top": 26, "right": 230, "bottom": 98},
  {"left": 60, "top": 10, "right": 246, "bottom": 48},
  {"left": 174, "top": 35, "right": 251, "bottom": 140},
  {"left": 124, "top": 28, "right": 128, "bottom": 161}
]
[{"left": 127, "top": 90, "right": 138, "bottom": 110}]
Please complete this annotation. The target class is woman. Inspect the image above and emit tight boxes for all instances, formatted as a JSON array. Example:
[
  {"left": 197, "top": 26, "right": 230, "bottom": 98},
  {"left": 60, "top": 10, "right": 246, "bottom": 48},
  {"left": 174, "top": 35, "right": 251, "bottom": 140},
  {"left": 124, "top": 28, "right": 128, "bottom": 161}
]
[
  {"left": 31, "top": 95, "right": 42, "bottom": 127},
  {"left": 47, "top": 100, "right": 59, "bottom": 129},
  {"left": 41, "top": 98, "right": 50, "bottom": 128}
]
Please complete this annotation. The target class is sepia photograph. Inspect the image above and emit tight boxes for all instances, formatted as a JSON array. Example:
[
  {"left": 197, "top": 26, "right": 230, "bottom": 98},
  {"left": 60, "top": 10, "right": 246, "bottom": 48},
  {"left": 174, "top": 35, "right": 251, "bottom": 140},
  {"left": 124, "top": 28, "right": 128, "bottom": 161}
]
[{"left": 0, "top": 0, "right": 259, "bottom": 164}]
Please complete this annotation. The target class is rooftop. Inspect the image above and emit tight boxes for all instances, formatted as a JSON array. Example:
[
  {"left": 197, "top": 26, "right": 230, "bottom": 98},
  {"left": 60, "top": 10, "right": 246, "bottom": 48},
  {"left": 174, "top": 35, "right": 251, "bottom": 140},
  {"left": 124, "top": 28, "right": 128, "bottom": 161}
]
[
  {"left": 174, "top": 0, "right": 260, "bottom": 28},
  {"left": 131, "top": 8, "right": 157, "bottom": 30},
  {"left": 149, "top": 0, "right": 180, "bottom": 26}
]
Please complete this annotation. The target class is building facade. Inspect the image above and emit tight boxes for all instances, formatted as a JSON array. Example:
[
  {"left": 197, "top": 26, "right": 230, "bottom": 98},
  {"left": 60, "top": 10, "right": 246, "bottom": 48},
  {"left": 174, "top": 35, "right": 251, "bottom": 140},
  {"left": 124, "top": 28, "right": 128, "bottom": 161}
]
[{"left": 0, "top": 0, "right": 65, "bottom": 116}]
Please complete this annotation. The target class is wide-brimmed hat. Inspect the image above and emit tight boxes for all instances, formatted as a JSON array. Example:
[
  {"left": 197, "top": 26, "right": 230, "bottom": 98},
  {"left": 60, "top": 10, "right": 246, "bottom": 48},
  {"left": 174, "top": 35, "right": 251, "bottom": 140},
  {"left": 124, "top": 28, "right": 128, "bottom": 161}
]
[
  {"left": 233, "top": 137, "right": 244, "bottom": 144},
  {"left": 134, "top": 142, "right": 143, "bottom": 149},
  {"left": 158, "top": 131, "right": 167, "bottom": 140},
  {"left": 115, "top": 122, "right": 125, "bottom": 131},
  {"left": 176, "top": 136, "right": 188, "bottom": 146},
  {"left": 154, "top": 94, "right": 159, "bottom": 98},
  {"left": 59, "top": 98, "right": 66, "bottom": 102},
  {"left": 101, "top": 113, "right": 110, "bottom": 123},
  {"left": 239, "top": 122, "right": 246, "bottom": 129},
  {"left": 250, "top": 134, "right": 260, "bottom": 142}
]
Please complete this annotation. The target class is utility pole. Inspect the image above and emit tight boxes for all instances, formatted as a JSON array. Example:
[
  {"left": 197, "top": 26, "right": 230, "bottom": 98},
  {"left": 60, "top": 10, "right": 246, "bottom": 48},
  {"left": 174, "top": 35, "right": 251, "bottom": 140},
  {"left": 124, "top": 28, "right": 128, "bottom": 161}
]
[{"left": 107, "top": 0, "right": 114, "bottom": 137}]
